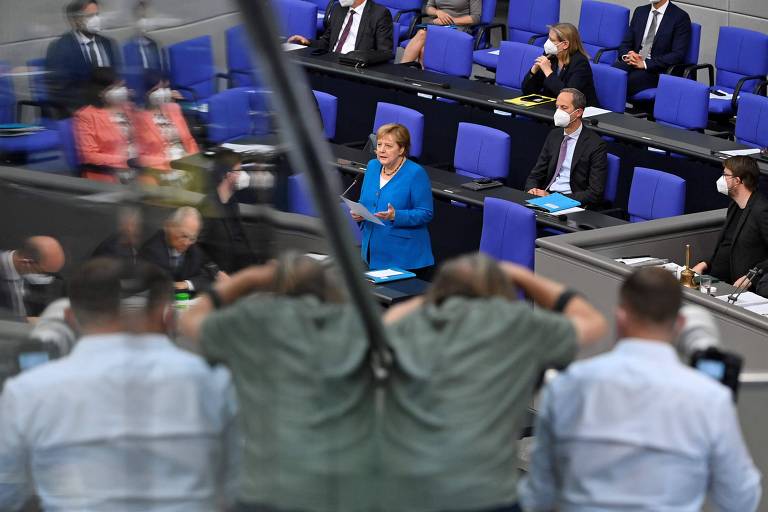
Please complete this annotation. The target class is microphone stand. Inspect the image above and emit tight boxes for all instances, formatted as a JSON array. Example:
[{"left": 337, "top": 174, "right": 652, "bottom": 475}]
[
  {"left": 341, "top": 174, "right": 362, "bottom": 198},
  {"left": 727, "top": 267, "right": 763, "bottom": 304}
]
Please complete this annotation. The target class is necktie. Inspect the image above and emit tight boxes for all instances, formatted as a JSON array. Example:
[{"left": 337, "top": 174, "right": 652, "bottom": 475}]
[
  {"left": 86, "top": 41, "right": 99, "bottom": 66},
  {"left": 546, "top": 136, "right": 570, "bottom": 190},
  {"left": 139, "top": 42, "right": 149, "bottom": 68},
  {"left": 334, "top": 10, "right": 356, "bottom": 53},
  {"left": 640, "top": 11, "right": 659, "bottom": 60},
  {"left": 170, "top": 253, "right": 180, "bottom": 270}
]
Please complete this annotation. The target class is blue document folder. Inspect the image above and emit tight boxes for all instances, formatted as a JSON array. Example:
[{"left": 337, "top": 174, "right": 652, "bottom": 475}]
[
  {"left": 526, "top": 193, "right": 581, "bottom": 213},
  {"left": 365, "top": 268, "right": 417, "bottom": 284}
]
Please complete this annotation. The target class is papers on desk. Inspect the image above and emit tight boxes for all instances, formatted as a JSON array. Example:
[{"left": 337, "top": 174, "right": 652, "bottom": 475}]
[
  {"left": 709, "top": 90, "right": 734, "bottom": 101},
  {"left": 615, "top": 256, "right": 669, "bottom": 267},
  {"left": 716, "top": 292, "right": 768, "bottom": 308},
  {"left": 365, "top": 268, "right": 416, "bottom": 283},
  {"left": 744, "top": 302, "right": 768, "bottom": 316},
  {"left": 282, "top": 42, "right": 306, "bottom": 52},
  {"left": 505, "top": 94, "right": 556, "bottom": 108},
  {"left": 718, "top": 148, "right": 762, "bottom": 156},
  {"left": 554, "top": 206, "right": 585, "bottom": 215},
  {"left": 220, "top": 142, "right": 275, "bottom": 154},
  {"left": 582, "top": 106, "right": 612, "bottom": 118},
  {"left": 341, "top": 196, "right": 384, "bottom": 225},
  {"left": 487, "top": 49, "right": 500, "bottom": 56}
]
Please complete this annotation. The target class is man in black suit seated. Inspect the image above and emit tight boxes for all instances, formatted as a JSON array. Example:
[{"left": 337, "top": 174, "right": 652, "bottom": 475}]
[
  {"left": 139, "top": 207, "right": 218, "bottom": 294},
  {"left": 286, "top": 0, "right": 393, "bottom": 55},
  {"left": 45, "top": 0, "right": 121, "bottom": 115},
  {"left": 693, "top": 156, "right": 768, "bottom": 291},
  {"left": 525, "top": 88, "right": 607, "bottom": 208},
  {"left": 612, "top": 0, "right": 691, "bottom": 97},
  {"left": 92, "top": 207, "right": 142, "bottom": 265}
]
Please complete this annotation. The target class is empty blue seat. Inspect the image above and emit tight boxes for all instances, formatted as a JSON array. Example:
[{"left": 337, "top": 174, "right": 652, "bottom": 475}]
[
  {"left": 313, "top": 90, "right": 338, "bottom": 140},
  {"left": 578, "top": 0, "right": 629, "bottom": 64},
  {"left": 423, "top": 26, "right": 474, "bottom": 78},
  {"left": 207, "top": 87, "right": 271, "bottom": 143},
  {"left": 274, "top": 0, "right": 318, "bottom": 40},
  {"left": 303, "top": 0, "right": 334, "bottom": 33},
  {"left": 225, "top": 25, "right": 264, "bottom": 88},
  {"left": 479, "top": 197, "right": 536, "bottom": 269},
  {"left": 454, "top": 123, "right": 511, "bottom": 181},
  {"left": 495, "top": 41, "right": 542, "bottom": 91},
  {"left": 627, "top": 167, "right": 685, "bottom": 222},
  {"left": 653, "top": 75, "right": 709, "bottom": 131},
  {"left": 735, "top": 93, "right": 768, "bottom": 149},
  {"left": 591, "top": 63, "right": 627, "bottom": 112},
  {"left": 379, "top": 0, "right": 422, "bottom": 43},
  {"left": 167, "top": 36, "right": 218, "bottom": 104},
  {"left": 604, "top": 153, "right": 620, "bottom": 205},
  {"left": 372, "top": 102, "right": 424, "bottom": 159}
]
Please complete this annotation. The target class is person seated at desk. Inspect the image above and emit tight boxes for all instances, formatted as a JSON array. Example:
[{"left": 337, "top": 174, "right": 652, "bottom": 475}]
[
  {"left": 92, "top": 206, "right": 142, "bottom": 265},
  {"left": 692, "top": 156, "right": 768, "bottom": 291},
  {"left": 522, "top": 23, "right": 597, "bottom": 107},
  {"left": 351, "top": 123, "right": 434, "bottom": 277},
  {"left": 612, "top": 0, "right": 691, "bottom": 97},
  {"left": 286, "top": 0, "right": 393, "bottom": 55},
  {"left": 524, "top": 88, "right": 607, "bottom": 207},
  {"left": 400, "top": 0, "right": 481, "bottom": 66}
]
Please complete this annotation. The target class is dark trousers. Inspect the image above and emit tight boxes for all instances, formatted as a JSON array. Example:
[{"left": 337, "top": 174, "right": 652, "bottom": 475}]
[{"left": 613, "top": 60, "right": 661, "bottom": 97}]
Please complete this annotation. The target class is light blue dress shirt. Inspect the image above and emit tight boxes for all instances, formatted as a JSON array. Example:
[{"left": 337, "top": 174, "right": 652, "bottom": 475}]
[
  {"left": 519, "top": 339, "right": 761, "bottom": 512},
  {"left": 549, "top": 124, "right": 582, "bottom": 195},
  {"left": 0, "top": 333, "right": 240, "bottom": 512}
]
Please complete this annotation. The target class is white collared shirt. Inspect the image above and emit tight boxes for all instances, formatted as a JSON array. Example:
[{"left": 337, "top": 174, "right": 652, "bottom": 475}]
[
  {"left": 549, "top": 123, "right": 583, "bottom": 194},
  {"left": 337, "top": 0, "right": 368, "bottom": 54},
  {"left": 0, "top": 250, "right": 25, "bottom": 317},
  {"left": 641, "top": 0, "right": 669, "bottom": 59},
  {"left": 74, "top": 30, "right": 108, "bottom": 66}
]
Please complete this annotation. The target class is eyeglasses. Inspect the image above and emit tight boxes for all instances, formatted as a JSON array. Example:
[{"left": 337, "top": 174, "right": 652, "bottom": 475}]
[{"left": 722, "top": 173, "right": 735, "bottom": 179}]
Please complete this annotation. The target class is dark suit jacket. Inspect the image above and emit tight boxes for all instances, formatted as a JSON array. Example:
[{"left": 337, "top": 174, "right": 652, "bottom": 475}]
[
  {"left": 198, "top": 194, "right": 256, "bottom": 274},
  {"left": 138, "top": 229, "right": 212, "bottom": 292},
  {"left": 522, "top": 52, "right": 598, "bottom": 106},
  {"left": 706, "top": 192, "right": 768, "bottom": 285},
  {"left": 617, "top": 2, "right": 691, "bottom": 74},
  {"left": 45, "top": 31, "right": 121, "bottom": 114},
  {"left": 92, "top": 233, "right": 138, "bottom": 264},
  {"left": 524, "top": 126, "right": 608, "bottom": 206},
  {"left": 313, "top": 1, "right": 393, "bottom": 53}
]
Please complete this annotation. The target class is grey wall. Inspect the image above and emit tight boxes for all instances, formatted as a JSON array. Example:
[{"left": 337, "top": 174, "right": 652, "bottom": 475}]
[{"left": 561, "top": 0, "right": 768, "bottom": 77}]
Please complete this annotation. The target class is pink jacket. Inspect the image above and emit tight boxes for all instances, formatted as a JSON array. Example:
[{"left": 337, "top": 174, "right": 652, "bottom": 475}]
[
  {"left": 73, "top": 105, "right": 131, "bottom": 169},
  {"left": 131, "top": 103, "right": 199, "bottom": 170}
]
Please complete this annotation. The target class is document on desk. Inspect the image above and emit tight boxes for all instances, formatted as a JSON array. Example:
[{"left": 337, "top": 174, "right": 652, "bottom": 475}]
[
  {"left": 582, "top": 106, "right": 612, "bottom": 118},
  {"left": 716, "top": 292, "right": 768, "bottom": 307},
  {"left": 341, "top": 196, "right": 384, "bottom": 225},
  {"left": 709, "top": 91, "right": 734, "bottom": 101},
  {"left": 718, "top": 148, "right": 762, "bottom": 156},
  {"left": 282, "top": 42, "right": 307, "bottom": 52},
  {"left": 365, "top": 268, "right": 416, "bottom": 283},
  {"left": 488, "top": 49, "right": 500, "bottom": 55},
  {"left": 744, "top": 302, "right": 768, "bottom": 316},
  {"left": 220, "top": 142, "right": 275, "bottom": 154}
]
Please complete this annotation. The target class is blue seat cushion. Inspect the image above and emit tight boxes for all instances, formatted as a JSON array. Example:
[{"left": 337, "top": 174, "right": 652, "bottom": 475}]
[
  {"left": 709, "top": 86, "right": 735, "bottom": 114},
  {"left": 473, "top": 48, "right": 499, "bottom": 70},
  {"left": 0, "top": 129, "right": 60, "bottom": 153},
  {"left": 631, "top": 88, "right": 657, "bottom": 102}
]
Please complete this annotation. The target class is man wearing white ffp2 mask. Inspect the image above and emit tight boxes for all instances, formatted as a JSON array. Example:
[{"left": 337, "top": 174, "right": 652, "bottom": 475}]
[
  {"left": 524, "top": 88, "right": 608, "bottom": 207},
  {"left": 286, "top": 0, "right": 393, "bottom": 55}
]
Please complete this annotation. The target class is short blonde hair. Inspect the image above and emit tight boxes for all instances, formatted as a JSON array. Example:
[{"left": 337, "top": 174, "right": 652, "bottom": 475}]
[{"left": 376, "top": 123, "right": 411, "bottom": 157}]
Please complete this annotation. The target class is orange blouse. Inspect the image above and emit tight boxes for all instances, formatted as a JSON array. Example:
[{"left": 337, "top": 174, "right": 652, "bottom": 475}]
[{"left": 131, "top": 103, "right": 199, "bottom": 171}]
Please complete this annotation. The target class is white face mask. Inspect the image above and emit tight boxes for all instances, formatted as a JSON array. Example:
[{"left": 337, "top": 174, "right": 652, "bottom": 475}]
[
  {"left": 84, "top": 14, "right": 102, "bottom": 34},
  {"left": 105, "top": 86, "right": 128, "bottom": 106},
  {"left": 235, "top": 171, "right": 250, "bottom": 190},
  {"left": 24, "top": 273, "right": 54, "bottom": 286},
  {"left": 148, "top": 87, "right": 172, "bottom": 107},
  {"left": 553, "top": 108, "right": 573, "bottom": 127},
  {"left": 543, "top": 39, "right": 560, "bottom": 56},
  {"left": 339, "top": 0, "right": 355, "bottom": 8},
  {"left": 716, "top": 175, "right": 730, "bottom": 196}
]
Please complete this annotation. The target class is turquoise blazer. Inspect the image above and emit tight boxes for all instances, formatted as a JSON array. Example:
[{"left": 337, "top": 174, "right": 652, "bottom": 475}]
[{"left": 358, "top": 158, "right": 434, "bottom": 270}]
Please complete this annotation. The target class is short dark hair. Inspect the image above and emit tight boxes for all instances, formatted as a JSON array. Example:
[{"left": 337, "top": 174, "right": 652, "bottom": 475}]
[
  {"left": 85, "top": 67, "right": 120, "bottom": 107},
  {"left": 66, "top": 0, "right": 98, "bottom": 19},
  {"left": 560, "top": 88, "right": 586, "bottom": 111},
  {"left": 425, "top": 253, "right": 517, "bottom": 306},
  {"left": 724, "top": 155, "right": 759, "bottom": 192},
  {"left": 620, "top": 267, "right": 681, "bottom": 327},
  {"left": 210, "top": 149, "right": 242, "bottom": 188}
]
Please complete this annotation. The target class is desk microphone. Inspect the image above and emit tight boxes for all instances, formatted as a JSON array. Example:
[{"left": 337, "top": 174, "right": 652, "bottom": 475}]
[
  {"left": 341, "top": 171, "right": 364, "bottom": 197},
  {"left": 589, "top": 118, "right": 599, "bottom": 127},
  {"left": 727, "top": 266, "right": 763, "bottom": 304}
]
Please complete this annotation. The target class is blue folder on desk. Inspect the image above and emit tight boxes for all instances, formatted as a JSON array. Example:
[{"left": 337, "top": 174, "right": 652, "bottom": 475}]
[
  {"left": 526, "top": 193, "right": 581, "bottom": 213},
  {"left": 365, "top": 268, "right": 416, "bottom": 284}
]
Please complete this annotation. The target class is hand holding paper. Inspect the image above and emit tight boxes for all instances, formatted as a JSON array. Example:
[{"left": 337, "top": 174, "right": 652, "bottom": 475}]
[{"left": 342, "top": 196, "right": 384, "bottom": 225}]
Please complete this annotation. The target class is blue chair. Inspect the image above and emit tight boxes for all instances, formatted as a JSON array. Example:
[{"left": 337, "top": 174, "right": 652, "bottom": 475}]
[
  {"left": 122, "top": 37, "right": 165, "bottom": 100},
  {"left": 653, "top": 74, "right": 709, "bottom": 131},
  {"left": 473, "top": 0, "right": 560, "bottom": 71},
  {"left": 55, "top": 118, "right": 80, "bottom": 174},
  {"left": 372, "top": 102, "right": 424, "bottom": 159},
  {"left": 379, "top": 0, "right": 423, "bottom": 43},
  {"left": 287, "top": 173, "right": 363, "bottom": 243},
  {"left": 604, "top": 153, "right": 620, "bottom": 206},
  {"left": 304, "top": 0, "right": 334, "bottom": 33},
  {"left": 630, "top": 22, "right": 701, "bottom": 103},
  {"left": 207, "top": 87, "right": 271, "bottom": 143},
  {"left": 495, "top": 41, "right": 542, "bottom": 91},
  {"left": 627, "top": 167, "right": 685, "bottom": 222},
  {"left": 735, "top": 93, "right": 768, "bottom": 149},
  {"left": 423, "top": 26, "right": 474, "bottom": 78},
  {"left": 454, "top": 123, "right": 511, "bottom": 180},
  {"left": 24, "top": 58, "right": 60, "bottom": 127},
  {"left": 225, "top": 25, "right": 264, "bottom": 88},
  {"left": 167, "top": 36, "right": 220, "bottom": 105},
  {"left": 479, "top": 197, "right": 536, "bottom": 269},
  {"left": 313, "top": 90, "right": 337, "bottom": 140},
  {"left": 469, "top": 0, "right": 499, "bottom": 50},
  {"left": 274, "top": 0, "right": 318, "bottom": 40},
  {"left": 684, "top": 27, "right": 768, "bottom": 117},
  {"left": 591, "top": 63, "right": 627, "bottom": 112},
  {"left": 578, "top": 0, "right": 629, "bottom": 64}
]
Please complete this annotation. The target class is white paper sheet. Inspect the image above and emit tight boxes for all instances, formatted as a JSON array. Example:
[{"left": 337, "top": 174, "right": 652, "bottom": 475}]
[
  {"left": 718, "top": 148, "right": 762, "bottom": 156},
  {"left": 582, "top": 106, "right": 612, "bottom": 118},
  {"left": 615, "top": 257, "right": 656, "bottom": 265},
  {"left": 282, "top": 42, "right": 307, "bottom": 52},
  {"left": 220, "top": 142, "right": 275, "bottom": 154},
  {"left": 487, "top": 49, "right": 500, "bottom": 55},
  {"left": 709, "top": 91, "right": 734, "bottom": 101},
  {"left": 744, "top": 302, "right": 768, "bottom": 316},
  {"left": 341, "top": 196, "right": 384, "bottom": 225},
  {"left": 366, "top": 269, "right": 404, "bottom": 278},
  {"left": 716, "top": 291, "right": 768, "bottom": 307},
  {"left": 555, "top": 206, "right": 585, "bottom": 215}
]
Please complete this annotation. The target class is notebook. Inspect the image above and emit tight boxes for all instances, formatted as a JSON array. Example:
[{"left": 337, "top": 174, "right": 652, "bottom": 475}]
[{"left": 526, "top": 193, "right": 581, "bottom": 213}]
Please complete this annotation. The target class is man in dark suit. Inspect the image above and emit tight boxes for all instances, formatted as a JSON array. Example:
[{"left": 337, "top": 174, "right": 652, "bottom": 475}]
[
  {"left": 612, "top": 0, "right": 691, "bottom": 97},
  {"left": 693, "top": 156, "right": 768, "bottom": 291},
  {"left": 286, "top": 0, "right": 393, "bottom": 54},
  {"left": 0, "top": 237, "right": 65, "bottom": 320},
  {"left": 138, "top": 207, "right": 214, "bottom": 293},
  {"left": 92, "top": 207, "right": 142, "bottom": 265},
  {"left": 45, "top": 0, "right": 121, "bottom": 115},
  {"left": 525, "top": 88, "right": 607, "bottom": 207}
]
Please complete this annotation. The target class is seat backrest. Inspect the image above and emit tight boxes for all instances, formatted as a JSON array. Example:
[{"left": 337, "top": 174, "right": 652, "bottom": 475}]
[
  {"left": 506, "top": 0, "right": 559, "bottom": 45},
  {"left": 479, "top": 197, "right": 536, "bottom": 269},
  {"left": 628, "top": 167, "right": 686, "bottom": 222},
  {"left": 226, "top": 25, "right": 261, "bottom": 88},
  {"left": 312, "top": 90, "right": 338, "bottom": 140},
  {"left": 735, "top": 93, "right": 768, "bottom": 149},
  {"left": 26, "top": 58, "right": 48, "bottom": 104},
  {"left": 685, "top": 23, "right": 702, "bottom": 67},
  {"left": 578, "top": 0, "right": 629, "bottom": 64},
  {"left": 604, "top": 153, "right": 620, "bottom": 204},
  {"left": 454, "top": 122, "right": 511, "bottom": 180},
  {"left": 715, "top": 27, "right": 768, "bottom": 91},
  {"left": 372, "top": 102, "right": 424, "bottom": 158},
  {"left": 591, "top": 63, "right": 627, "bottom": 112},
  {"left": 206, "top": 87, "right": 252, "bottom": 143},
  {"left": 479, "top": 0, "right": 497, "bottom": 26},
  {"left": 0, "top": 62, "right": 15, "bottom": 124},
  {"left": 496, "top": 41, "right": 542, "bottom": 90},
  {"left": 55, "top": 118, "right": 81, "bottom": 172},
  {"left": 423, "top": 26, "right": 474, "bottom": 78},
  {"left": 167, "top": 36, "right": 216, "bottom": 102},
  {"left": 653, "top": 74, "right": 709, "bottom": 130},
  {"left": 274, "top": 0, "right": 318, "bottom": 40}
]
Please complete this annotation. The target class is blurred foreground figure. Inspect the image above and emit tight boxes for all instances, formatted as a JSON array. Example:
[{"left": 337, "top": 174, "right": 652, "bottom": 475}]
[
  {"left": 0, "top": 258, "right": 239, "bottom": 511},
  {"left": 92, "top": 206, "right": 142, "bottom": 264}
]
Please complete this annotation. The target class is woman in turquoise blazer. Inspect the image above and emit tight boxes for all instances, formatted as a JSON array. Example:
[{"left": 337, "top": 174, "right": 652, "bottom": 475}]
[{"left": 352, "top": 123, "right": 434, "bottom": 272}]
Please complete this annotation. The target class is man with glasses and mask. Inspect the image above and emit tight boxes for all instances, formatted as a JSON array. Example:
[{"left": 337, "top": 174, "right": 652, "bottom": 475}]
[
  {"left": 525, "top": 88, "right": 608, "bottom": 208},
  {"left": 0, "top": 236, "right": 65, "bottom": 320},
  {"left": 692, "top": 156, "right": 768, "bottom": 291},
  {"left": 45, "top": 0, "right": 121, "bottom": 115}
]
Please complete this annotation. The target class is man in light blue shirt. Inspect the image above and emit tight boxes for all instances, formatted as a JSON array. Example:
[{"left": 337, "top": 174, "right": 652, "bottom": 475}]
[
  {"left": 519, "top": 267, "right": 761, "bottom": 512},
  {"left": 0, "top": 258, "right": 239, "bottom": 512}
]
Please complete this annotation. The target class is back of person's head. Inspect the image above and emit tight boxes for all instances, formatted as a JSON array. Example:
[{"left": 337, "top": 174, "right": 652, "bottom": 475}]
[
  {"left": 119, "top": 260, "right": 174, "bottom": 332},
  {"left": 618, "top": 267, "right": 682, "bottom": 338},
  {"left": 425, "top": 253, "right": 517, "bottom": 306},
  {"left": 273, "top": 252, "right": 345, "bottom": 303},
  {"left": 550, "top": 23, "right": 590, "bottom": 60},
  {"left": 85, "top": 67, "right": 119, "bottom": 107},
  {"left": 376, "top": 123, "right": 411, "bottom": 157},
  {"left": 68, "top": 257, "right": 123, "bottom": 331},
  {"left": 724, "top": 155, "right": 759, "bottom": 192}
]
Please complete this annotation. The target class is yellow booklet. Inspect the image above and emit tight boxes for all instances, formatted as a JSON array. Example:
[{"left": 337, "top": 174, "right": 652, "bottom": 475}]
[{"left": 504, "top": 94, "right": 556, "bottom": 108}]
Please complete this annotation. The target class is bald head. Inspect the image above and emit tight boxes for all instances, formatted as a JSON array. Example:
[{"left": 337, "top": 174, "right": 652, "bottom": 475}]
[{"left": 17, "top": 236, "right": 65, "bottom": 274}]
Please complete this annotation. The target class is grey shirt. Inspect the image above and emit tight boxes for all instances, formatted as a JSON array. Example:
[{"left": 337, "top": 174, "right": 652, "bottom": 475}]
[{"left": 426, "top": 0, "right": 482, "bottom": 25}]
